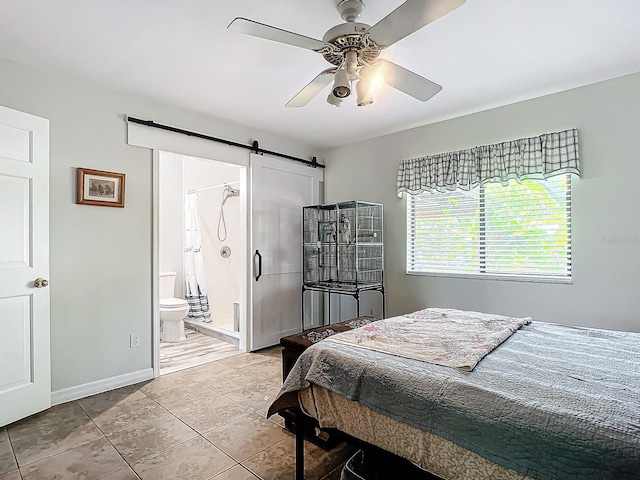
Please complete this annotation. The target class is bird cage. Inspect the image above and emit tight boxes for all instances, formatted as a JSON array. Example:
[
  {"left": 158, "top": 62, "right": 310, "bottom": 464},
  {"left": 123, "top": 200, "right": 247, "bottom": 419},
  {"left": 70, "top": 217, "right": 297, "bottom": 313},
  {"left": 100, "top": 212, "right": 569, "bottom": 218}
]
[{"left": 303, "top": 201, "right": 383, "bottom": 288}]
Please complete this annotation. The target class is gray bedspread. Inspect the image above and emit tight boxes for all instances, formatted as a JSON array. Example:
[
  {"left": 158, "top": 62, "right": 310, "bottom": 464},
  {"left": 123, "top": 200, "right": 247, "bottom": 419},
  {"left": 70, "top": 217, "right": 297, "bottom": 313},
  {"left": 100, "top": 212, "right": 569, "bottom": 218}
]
[{"left": 269, "top": 321, "right": 640, "bottom": 480}]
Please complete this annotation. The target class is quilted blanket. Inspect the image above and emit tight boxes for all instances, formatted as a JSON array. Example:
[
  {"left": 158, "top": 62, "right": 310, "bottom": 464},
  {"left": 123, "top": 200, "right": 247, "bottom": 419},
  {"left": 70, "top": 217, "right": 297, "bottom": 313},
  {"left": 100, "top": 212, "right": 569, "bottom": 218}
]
[
  {"left": 326, "top": 308, "right": 530, "bottom": 370},
  {"left": 269, "top": 315, "right": 640, "bottom": 480}
]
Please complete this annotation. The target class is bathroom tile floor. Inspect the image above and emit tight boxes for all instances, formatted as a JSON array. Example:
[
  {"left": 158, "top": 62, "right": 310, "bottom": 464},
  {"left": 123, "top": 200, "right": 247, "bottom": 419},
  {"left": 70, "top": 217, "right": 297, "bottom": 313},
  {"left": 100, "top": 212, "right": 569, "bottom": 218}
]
[
  {"left": 160, "top": 328, "right": 240, "bottom": 375},
  {"left": 1, "top": 346, "right": 352, "bottom": 480}
]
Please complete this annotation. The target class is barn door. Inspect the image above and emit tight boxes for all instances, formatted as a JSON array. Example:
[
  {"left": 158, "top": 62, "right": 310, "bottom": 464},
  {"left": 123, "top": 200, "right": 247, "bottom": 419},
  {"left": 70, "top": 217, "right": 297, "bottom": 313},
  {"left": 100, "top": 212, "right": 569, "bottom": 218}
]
[{"left": 250, "top": 154, "right": 322, "bottom": 350}]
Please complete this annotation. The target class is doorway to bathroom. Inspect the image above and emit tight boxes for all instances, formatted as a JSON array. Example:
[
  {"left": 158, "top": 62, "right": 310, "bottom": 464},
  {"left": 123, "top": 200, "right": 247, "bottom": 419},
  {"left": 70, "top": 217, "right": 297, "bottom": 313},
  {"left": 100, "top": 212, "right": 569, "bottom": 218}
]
[{"left": 157, "top": 151, "right": 245, "bottom": 375}]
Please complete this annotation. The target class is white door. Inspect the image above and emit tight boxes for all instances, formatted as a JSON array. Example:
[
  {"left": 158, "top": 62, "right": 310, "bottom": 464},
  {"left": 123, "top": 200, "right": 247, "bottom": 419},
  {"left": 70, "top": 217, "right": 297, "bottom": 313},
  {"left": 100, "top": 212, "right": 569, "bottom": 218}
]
[
  {"left": 0, "top": 106, "right": 50, "bottom": 427},
  {"left": 251, "top": 154, "right": 322, "bottom": 350}
]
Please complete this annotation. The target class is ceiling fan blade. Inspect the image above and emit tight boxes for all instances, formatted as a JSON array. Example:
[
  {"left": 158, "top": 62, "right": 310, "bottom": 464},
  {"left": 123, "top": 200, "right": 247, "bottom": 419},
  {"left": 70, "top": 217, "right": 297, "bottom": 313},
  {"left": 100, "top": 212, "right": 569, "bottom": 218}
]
[
  {"left": 367, "top": 0, "right": 466, "bottom": 48},
  {"left": 379, "top": 60, "right": 442, "bottom": 102},
  {"left": 228, "top": 18, "right": 326, "bottom": 51},
  {"left": 286, "top": 69, "right": 337, "bottom": 108}
]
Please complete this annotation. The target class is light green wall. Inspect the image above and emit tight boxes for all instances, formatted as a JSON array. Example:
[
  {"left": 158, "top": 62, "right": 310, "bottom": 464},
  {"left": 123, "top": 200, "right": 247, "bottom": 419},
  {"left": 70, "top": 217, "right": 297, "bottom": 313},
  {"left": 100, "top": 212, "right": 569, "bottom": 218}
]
[
  {"left": 323, "top": 73, "right": 640, "bottom": 332},
  {"left": 0, "top": 58, "right": 316, "bottom": 391}
]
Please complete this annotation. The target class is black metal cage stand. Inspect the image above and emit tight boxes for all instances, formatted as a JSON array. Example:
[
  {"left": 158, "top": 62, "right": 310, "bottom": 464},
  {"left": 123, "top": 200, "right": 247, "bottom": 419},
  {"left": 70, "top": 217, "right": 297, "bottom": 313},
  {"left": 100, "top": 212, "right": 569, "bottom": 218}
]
[{"left": 301, "top": 282, "right": 386, "bottom": 330}]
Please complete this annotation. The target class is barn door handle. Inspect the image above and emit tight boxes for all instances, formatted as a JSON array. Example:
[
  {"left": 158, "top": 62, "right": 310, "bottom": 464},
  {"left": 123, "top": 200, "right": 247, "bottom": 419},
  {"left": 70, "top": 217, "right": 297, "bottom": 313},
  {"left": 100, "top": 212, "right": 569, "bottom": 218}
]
[{"left": 255, "top": 250, "right": 263, "bottom": 281}]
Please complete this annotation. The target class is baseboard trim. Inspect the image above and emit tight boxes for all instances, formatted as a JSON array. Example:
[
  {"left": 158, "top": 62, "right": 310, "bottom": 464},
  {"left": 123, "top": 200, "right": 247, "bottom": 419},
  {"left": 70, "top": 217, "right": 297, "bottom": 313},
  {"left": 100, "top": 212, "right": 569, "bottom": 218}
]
[{"left": 51, "top": 368, "right": 154, "bottom": 405}]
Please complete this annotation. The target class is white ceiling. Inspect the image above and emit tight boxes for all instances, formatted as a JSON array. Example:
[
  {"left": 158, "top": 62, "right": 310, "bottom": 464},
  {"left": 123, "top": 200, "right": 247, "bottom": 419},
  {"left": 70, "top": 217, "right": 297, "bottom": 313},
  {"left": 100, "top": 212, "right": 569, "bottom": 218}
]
[{"left": 1, "top": 0, "right": 639, "bottom": 149}]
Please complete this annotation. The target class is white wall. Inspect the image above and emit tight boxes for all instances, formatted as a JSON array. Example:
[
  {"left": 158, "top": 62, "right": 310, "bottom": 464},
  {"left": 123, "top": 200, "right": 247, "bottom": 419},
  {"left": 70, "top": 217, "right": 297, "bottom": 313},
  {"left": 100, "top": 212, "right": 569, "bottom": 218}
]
[
  {"left": 159, "top": 152, "right": 185, "bottom": 298},
  {"left": 322, "top": 73, "right": 640, "bottom": 333},
  {"left": 0, "top": 57, "right": 317, "bottom": 391}
]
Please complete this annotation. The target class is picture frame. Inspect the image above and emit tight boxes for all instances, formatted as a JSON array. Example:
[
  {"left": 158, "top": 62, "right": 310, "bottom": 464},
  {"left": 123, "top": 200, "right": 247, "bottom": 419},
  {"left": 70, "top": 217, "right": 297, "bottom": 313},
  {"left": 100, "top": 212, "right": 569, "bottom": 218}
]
[{"left": 76, "top": 168, "right": 126, "bottom": 207}]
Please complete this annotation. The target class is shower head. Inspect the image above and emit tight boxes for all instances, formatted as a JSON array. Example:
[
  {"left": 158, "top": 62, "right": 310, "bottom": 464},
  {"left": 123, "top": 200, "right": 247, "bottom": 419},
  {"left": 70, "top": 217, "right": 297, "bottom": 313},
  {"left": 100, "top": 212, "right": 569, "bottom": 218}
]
[
  {"left": 222, "top": 185, "right": 240, "bottom": 206},
  {"left": 226, "top": 186, "right": 240, "bottom": 197}
]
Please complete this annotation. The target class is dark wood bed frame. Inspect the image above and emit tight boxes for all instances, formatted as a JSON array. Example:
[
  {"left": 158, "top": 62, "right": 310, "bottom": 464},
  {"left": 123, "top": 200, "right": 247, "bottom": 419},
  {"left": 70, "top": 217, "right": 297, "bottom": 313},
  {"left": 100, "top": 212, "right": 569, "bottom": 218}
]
[
  {"left": 279, "top": 317, "right": 376, "bottom": 449},
  {"left": 280, "top": 318, "right": 440, "bottom": 480},
  {"left": 292, "top": 407, "right": 440, "bottom": 480}
]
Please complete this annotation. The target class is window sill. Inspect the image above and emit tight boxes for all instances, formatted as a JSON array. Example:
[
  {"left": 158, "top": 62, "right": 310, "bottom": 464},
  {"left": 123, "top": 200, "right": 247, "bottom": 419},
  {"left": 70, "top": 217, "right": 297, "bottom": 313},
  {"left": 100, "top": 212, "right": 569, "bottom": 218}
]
[{"left": 405, "top": 270, "right": 572, "bottom": 285}]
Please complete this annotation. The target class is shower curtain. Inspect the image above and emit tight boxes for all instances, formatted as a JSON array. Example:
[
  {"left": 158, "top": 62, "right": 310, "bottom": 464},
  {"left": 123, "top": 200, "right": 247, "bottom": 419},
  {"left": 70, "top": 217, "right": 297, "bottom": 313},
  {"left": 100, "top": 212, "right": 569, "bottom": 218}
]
[{"left": 184, "top": 194, "right": 212, "bottom": 322}]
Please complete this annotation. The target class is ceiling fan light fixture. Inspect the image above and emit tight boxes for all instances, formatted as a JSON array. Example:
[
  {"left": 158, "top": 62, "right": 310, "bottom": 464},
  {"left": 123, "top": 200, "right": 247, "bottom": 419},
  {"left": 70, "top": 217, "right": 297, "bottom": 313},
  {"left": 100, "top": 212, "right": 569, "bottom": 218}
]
[
  {"left": 345, "top": 50, "right": 359, "bottom": 77},
  {"left": 332, "top": 68, "right": 351, "bottom": 98},
  {"left": 228, "top": 0, "right": 464, "bottom": 109},
  {"left": 356, "top": 79, "right": 374, "bottom": 106},
  {"left": 360, "top": 64, "right": 385, "bottom": 90},
  {"left": 355, "top": 63, "right": 383, "bottom": 106},
  {"left": 326, "top": 93, "right": 343, "bottom": 107},
  {"left": 369, "top": 72, "right": 385, "bottom": 92}
]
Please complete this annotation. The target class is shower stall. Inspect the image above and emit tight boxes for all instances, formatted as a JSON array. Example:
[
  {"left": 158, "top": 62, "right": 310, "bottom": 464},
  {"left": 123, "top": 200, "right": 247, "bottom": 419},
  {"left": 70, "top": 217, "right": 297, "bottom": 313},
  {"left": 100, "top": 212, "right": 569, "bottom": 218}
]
[
  {"left": 159, "top": 153, "right": 243, "bottom": 344},
  {"left": 185, "top": 180, "right": 241, "bottom": 336}
]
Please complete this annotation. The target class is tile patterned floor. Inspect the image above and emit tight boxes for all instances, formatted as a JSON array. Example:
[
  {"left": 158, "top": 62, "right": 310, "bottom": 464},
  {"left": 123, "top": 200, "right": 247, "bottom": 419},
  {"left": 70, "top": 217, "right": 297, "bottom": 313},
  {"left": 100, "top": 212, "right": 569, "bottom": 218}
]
[
  {"left": 1, "top": 347, "right": 352, "bottom": 480},
  {"left": 159, "top": 329, "right": 240, "bottom": 375}
]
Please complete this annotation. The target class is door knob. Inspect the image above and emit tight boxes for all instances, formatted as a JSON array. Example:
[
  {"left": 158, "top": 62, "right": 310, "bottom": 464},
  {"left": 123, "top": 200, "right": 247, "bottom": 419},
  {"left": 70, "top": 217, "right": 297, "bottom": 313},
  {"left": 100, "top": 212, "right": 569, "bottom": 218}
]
[{"left": 34, "top": 278, "right": 49, "bottom": 288}]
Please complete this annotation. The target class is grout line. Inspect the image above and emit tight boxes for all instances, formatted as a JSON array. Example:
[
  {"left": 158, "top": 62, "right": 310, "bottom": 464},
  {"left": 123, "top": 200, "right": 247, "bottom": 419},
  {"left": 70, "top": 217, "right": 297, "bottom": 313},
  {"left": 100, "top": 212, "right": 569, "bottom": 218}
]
[
  {"left": 112, "top": 396, "right": 291, "bottom": 480},
  {"left": 239, "top": 436, "right": 296, "bottom": 479},
  {"left": 84, "top": 405, "right": 140, "bottom": 479},
  {"left": 133, "top": 392, "right": 291, "bottom": 478},
  {"left": 4, "top": 428, "right": 21, "bottom": 477},
  {"left": 85, "top": 394, "right": 195, "bottom": 472},
  {"left": 205, "top": 463, "right": 258, "bottom": 480},
  {"left": 197, "top": 434, "right": 242, "bottom": 478},
  {"left": 9, "top": 405, "right": 107, "bottom": 469},
  {"left": 14, "top": 435, "right": 108, "bottom": 469},
  {"left": 224, "top": 423, "right": 291, "bottom": 467},
  {"left": 107, "top": 464, "right": 141, "bottom": 479},
  {"left": 95, "top": 467, "right": 141, "bottom": 480},
  {"left": 118, "top": 394, "right": 249, "bottom": 474},
  {"left": 8, "top": 347, "right": 285, "bottom": 479},
  {"left": 126, "top": 435, "right": 203, "bottom": 466},
  {"left": 131, "top": 394, "right": 217, "bottom": 462}
]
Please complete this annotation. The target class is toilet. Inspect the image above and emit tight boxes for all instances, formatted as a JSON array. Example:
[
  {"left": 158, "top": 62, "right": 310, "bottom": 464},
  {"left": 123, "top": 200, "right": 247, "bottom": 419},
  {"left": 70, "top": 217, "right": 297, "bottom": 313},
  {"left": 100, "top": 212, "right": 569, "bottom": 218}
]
[{"left": 159, "top": 272, "right": 190, "bottom": 342}]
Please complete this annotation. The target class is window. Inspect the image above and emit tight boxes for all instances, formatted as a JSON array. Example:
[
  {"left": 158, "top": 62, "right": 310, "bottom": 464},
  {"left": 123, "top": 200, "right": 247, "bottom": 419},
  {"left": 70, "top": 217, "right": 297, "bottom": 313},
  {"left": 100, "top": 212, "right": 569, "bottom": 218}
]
[{"left": 406, "top": 174, "right": 572, "bottom": 281}]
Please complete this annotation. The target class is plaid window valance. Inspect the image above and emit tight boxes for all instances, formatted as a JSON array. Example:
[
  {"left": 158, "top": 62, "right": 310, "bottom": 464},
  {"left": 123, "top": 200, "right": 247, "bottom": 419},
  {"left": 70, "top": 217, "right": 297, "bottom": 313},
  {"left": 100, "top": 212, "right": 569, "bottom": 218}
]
[{"left": 397, "top": 129, "right": 580, "bottom": 196}]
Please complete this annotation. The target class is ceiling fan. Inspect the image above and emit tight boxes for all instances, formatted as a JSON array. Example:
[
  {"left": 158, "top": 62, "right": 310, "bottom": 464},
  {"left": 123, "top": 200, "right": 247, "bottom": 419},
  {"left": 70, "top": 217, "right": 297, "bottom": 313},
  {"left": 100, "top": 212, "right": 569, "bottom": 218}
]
[{"left": 228, "top": 0, "right": 465, "bottom": 108}]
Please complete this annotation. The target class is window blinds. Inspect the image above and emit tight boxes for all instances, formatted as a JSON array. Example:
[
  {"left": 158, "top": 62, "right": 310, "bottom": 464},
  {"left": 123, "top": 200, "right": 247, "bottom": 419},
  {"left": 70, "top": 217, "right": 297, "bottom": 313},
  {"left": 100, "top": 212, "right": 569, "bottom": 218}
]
[{"left": 407, "top": 174, "right": 572, "bottom": 280}]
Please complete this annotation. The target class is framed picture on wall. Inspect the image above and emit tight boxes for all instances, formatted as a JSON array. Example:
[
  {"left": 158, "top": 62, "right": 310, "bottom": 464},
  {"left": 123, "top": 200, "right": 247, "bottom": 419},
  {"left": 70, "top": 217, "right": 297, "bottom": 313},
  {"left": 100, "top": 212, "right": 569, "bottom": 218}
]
[{"left": 76, "top": 168, "right": 126, "bottom": 207}]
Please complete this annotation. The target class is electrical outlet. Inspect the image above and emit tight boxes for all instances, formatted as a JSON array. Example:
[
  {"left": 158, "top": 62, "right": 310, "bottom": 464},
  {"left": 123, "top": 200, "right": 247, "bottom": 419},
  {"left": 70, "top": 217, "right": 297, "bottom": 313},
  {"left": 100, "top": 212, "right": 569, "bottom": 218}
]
[
  {"left": 369, "top": 308, "right": 374, "bottom": 316},
  {"left": 130, "top": 334, "right": 140, "bottom": 348}
]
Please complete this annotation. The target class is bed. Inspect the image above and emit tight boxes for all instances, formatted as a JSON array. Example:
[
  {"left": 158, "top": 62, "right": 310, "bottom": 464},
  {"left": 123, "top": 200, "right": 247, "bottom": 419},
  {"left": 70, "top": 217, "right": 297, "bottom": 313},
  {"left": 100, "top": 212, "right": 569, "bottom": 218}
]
[{"left": 268, "top": 308, "right": 640, "bottom": 480}]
